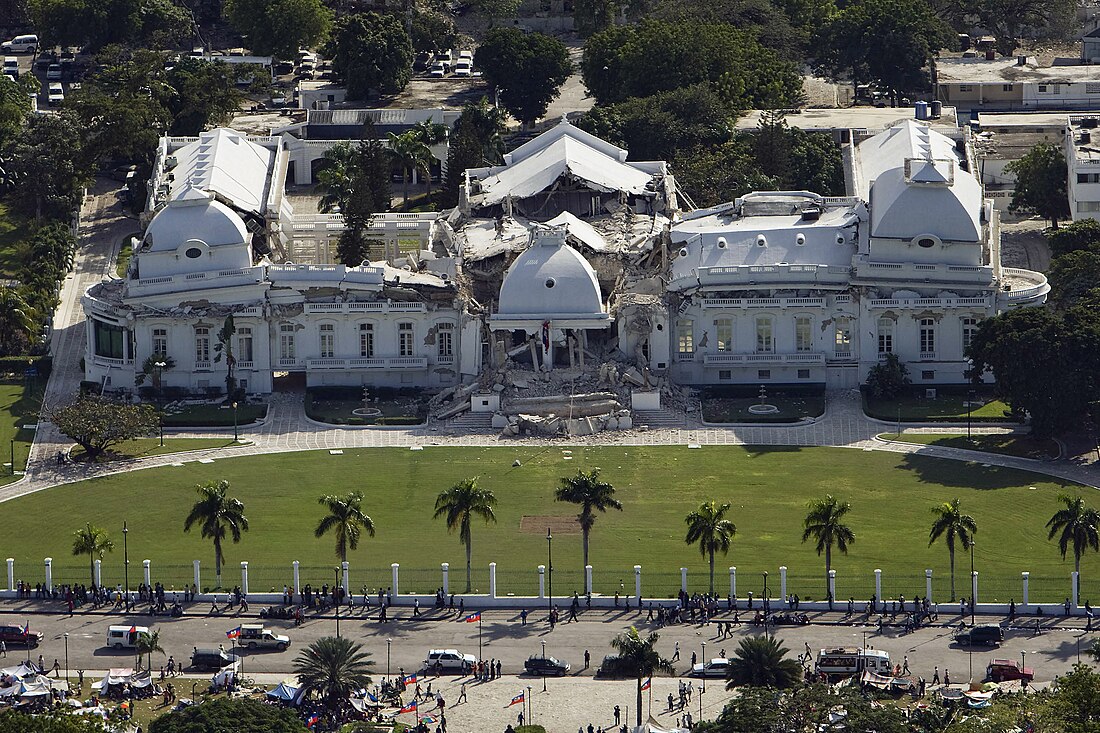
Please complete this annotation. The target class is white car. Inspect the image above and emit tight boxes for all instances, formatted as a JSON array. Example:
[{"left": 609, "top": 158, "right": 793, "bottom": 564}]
[
  {"left": 2, "top": 57, "right": 17, "bottom": 79},
  {"left": 47, "top": 82, "right": 63, "bottom": 105},
  {"left": 46, "top": 63, "right": 62, "bottom": 80},
  {"left": 429, "top": 61, "right": 447, "bottom": 78},
  {"left": 453, "top": 60, "right": 472, "bottom": 77},
  {"left": 689, "top": 658, "right": 730, "bottom": 678},
  {"left": 423, "top": 648, "right": 476, "bottom": 673}
]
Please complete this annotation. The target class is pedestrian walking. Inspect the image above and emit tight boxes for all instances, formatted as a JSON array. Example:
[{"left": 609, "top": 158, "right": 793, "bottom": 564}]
[
  {"left": 584, "top": 649, "right": 590, "bottom": 668},
  {"left": 521, "top": 609, "right": 528, "bottom": 625},
  {"left": 932, "top": 666, "right": 939, "bottom": 685},
  {"left": 672, "top": 641, "right": 680, "bottom": 661},
  {"left": 902, "top": 656, "right": 910, "bottom": 675},
  {"left": 414, "top": 599, "right": 420, "bottom": 617},
  {"left": 944, "top": 669, "right": 950, "bottom": 686},
  {"left": 614, "top": 705, "right": 621, "bottom": 725},
  {"left": 458, "top": 683, "right": 467, "bottom": 704},
  {"left": 51, "top": 659, "right": 60, "bottom": 678},
  {"left": 0, "top": 640, "right": 6, "bottom": 657}
]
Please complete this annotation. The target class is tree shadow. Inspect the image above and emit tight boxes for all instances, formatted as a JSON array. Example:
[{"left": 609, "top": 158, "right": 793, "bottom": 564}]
[{"left": 896, "top": 453, "right": 1078, "bottom": 490}]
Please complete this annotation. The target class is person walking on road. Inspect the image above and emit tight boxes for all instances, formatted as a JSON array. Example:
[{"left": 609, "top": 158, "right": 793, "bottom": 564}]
[
  {"left": 584, "top": 650, "right": 590, "bottom": 669},
  {"left": 932, "top": 667, "right": 939, "bottom": 685},
  {"left": 0, "top": 640, "right": 6, "bottom": 657},
  {"left": 457, "top": 683, "right": 467, "bottom": 704},
  {"left": 672, "top": 641, "right": 680, "bottom": 662},
  {"left": 902, "top": 656, "right": 910, "bottom": 675}
]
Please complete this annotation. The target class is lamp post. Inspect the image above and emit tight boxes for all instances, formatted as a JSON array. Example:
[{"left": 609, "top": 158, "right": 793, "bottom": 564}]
[
  {"left": 387, "top": 639, "right": 392, "bottom": 681},
  {"left": 541, "top": 640, "right": 548, "bottom": 692},
  {"left": 63, "top": 632, "right": 68, "bottom": 689},
  {"left": 701, "top": 641, "right": 706, "bottom": 693},
  {"left": 763, "top": 571, "right": 769, "bottom": 614},
  {"left": 232, "top": 402, "right": 239, "bottom": 442},
  {"left": 158, "top": 414, "right": 164, "bottom": 447},
  {"left": 546, "top": 528, "right": 553, "bottom": 623},
  {"left": 191, "top": 681, "right": 197, "bottom": 701},
  {"left": 967, "top": 389, "right": 975, "bottom": 442},
  {"left": 123, "top": 521, "right": 129, "bottom": 611},
  {"left": 970, "top": 541, "right": 976, "bottom": 626},
  {"left": 334, "top": 567, "right": 341, "bottom": 638}
]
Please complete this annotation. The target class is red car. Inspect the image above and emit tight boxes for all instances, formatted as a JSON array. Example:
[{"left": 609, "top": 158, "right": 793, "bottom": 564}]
[
  {"left": 987, "top": 659, "right": 1034, "bottom": 682},
  {"left": 0, "top": 624, "right": 43, "bottom": 647}
]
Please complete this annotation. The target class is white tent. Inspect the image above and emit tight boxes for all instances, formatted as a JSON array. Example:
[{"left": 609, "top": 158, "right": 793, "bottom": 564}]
[
  {"left": 0, "top": 663, "right": 38, "bottom": 679},
  {"left": 212, "top": 662, "right": 239, "bottom": 689},
  {"left": 92, "top": 668, "right": 151, "bottom": 693},
  {"left": 266, "top": 681, "right": 301, "bottom": 704}
]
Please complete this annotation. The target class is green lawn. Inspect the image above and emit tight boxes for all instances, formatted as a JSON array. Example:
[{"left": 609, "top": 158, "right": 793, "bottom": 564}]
[
  {"left": 0, "top": 379, "right": 43, "bottom": 482},
  {"left": 115, "top": 240, "right": 132, "bottom": 278},
  {"left": 0, "top": 202, "right": 32, "bottom": 279},
  {"left": 1, "top": 445, "right": 1090, "bottom": 602},
  {"left": 70, "top": 437, "right": 250, "bottom": 462},
  {"left": 160, "top": 402, "right": 268, "bottom": 427},
  {"left": 864, "top": 390, "right": 1014, "bottom": 422},
  {"left": 879, "top": 433, "right": 1060, "bottom": 460}
]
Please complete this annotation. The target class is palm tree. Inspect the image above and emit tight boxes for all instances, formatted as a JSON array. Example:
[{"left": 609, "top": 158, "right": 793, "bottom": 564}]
[
  {"left": 801, "top": 495, "right": 855, "bottom": 598},
  {"left": 135, "top": 629, "right": 165, "bottom": 672},
  {"left": 315, "top": 491, "right": 376, "bottom": 563},
  {"left": 726, "top": 636, "right": 802, "bottom": 689},
  {"left": 555, "top": 468, "right": 623, "bottom": 574},
  {"left": 610, "top": 626, "right": 674, "bottom": 728},
  {"left": 0, "top": 287, "right": 37, "bottom": 355},
  {"left": 183, "top": 480, "right": 249, "bottom": 586},
  {"left": 1047, "top": 494, "right": 1100, "bottom": 593},
  {"left": 410, "top": 120, "right": 448, "bottom": 205},
  {"left": 293, "top": 636, "right": 374, "bottom": 722},
  {"left": 315, "top": 141, "right": 356, "bottom": 214},
  {"left": 684, "top": 501, "right": 736, "bottom": 594},
  {"left": 434, "top": 478, "right": 497, "bottom": 593},
  {"left": 929, "top": 498, "right": 977, "bottom": 601},
  {"left": 387, "top": 130, "right": 430, "bottom": 206},
  {"left": 71, "top": 523, "right": 114, "bottom": 586}
]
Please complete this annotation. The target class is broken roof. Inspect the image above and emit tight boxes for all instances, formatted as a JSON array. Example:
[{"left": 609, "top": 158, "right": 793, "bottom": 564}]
[{"left": 168, "top": 128, "right": 275, "bottom": 215}]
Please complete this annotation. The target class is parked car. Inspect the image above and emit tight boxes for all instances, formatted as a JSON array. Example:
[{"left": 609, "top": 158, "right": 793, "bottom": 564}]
[
  {"left": 689, "top": 658, "right": 730, "bottom": 678},
  {"left": 105, "top": 625, "right": 149, "bottom": 650},
  {"left": 453, "top": 60, "right": 472, "bottom": 77},
  {"left": 1, "top": 34, "right": 38, "bottom": 54},
  {"left": 435, "top": 50, "right": 453, "bottom": 71},
  {"left": 954, "top": 624, "right": 1004, "bottom": 646},
  {"left": 524, "top": 655, "right": 569, "bottom": 676},
  {"left": 2, "top": 57, "right": 18, "bottom": 79},
  {"left": 423, "top": 649, "right": 476, "bottom": 673},
  {"left": 47, "top": 82, "right": 64, "bottom": 105},
  {"left": 0, "top": 624, "right": 43, "bottom": 647},
  {"left": 413, "top": 52, "right": 432, "bottom": 72},
  {"left": 191, "top": 647, "right": 240, "bottom": 670},
  {"left": 429, "top": 61, "right": 447, "bottom": 78},
  {"left": 236, "top": 624, "right": 291, "bottom": 651},
  {"left": 987, "top": 659, "right": 1033, "bottom": 682},
  {"left": 46, "top": 63, "right": 62, "bottom": 81}
]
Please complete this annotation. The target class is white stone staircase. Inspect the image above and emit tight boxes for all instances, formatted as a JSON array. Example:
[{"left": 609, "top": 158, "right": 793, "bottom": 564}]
[
  {"left": 633, "top": 410, "right": 687, "bottom": 429},
  {"left": 445, "top": 411, "right": 495, "bottom": 432}
]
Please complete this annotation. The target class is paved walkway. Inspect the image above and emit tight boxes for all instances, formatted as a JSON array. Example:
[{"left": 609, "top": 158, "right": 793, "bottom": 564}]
[{"left": 1, "top": 181, "right": 1096, "bottom": 504}]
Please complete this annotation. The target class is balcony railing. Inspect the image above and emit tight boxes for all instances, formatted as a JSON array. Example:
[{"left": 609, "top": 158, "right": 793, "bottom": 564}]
[
  {"left": 194, "top": 361, "right": 212, "bottom": 370},
  {"left": 703, "top": 352, "right": 826, "bottom": 365},
  {"left": 919, "top": 352, "right": 937, "bottom": 361},
  {"left": 303, "top": 301, "right": 427, "bottom": 314},
  {"left": 701, "top": 297, "right": 826, "bottom": 309},
  {"left": 305, "top": 356, "right": 429, "bottom": 370}
]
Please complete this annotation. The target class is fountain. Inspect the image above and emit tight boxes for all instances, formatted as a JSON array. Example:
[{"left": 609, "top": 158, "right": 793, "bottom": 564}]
[
  {"left": 351, "top": 386, "right": 383, "bottom": 418},
  {"left": 748, "top": 384, "right": 780, "bottom": 415}
]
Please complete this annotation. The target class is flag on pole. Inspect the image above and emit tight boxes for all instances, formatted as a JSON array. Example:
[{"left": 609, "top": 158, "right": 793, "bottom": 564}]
[
  {"left": 402, "top": 673, "right": 418, "bottom": 685},
  {"left": 507, "top": 691, "right": 525, "bottom": 707},
  {"left": 641, "top": 678, "right": 651, "bottom": 691},
  {"left": 398, "top": 700, "right": 418, "bottom": 714},
  {"left": 226, "top": 626, "right": 242, "bottom": 639},
  {"left": 306, "top": 714, "right": 320, "bottom": 728},
  {"left": 465, "top": 612, "right": 481, "bottom": 623}
]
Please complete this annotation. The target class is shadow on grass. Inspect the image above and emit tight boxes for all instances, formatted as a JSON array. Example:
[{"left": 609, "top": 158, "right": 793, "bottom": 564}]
[
  {"left": 742, "top": 445, "right": 804, "bottom": 456},
  {"left": 897, "top": 453, "right": 1077, "bottom": 490}
]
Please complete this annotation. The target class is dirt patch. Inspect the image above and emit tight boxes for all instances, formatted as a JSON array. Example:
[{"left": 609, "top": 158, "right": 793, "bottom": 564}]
[{"left": 520, "top": 515, "right": 581, "bottom": 534}]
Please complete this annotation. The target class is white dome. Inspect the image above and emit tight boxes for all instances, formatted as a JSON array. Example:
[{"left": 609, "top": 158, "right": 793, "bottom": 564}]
[
  {"left": 498, "top": 240, "right": 603, "bottom": 317},
  {"left": 144, "top": 189, "right": 249, "bottom": 252}
]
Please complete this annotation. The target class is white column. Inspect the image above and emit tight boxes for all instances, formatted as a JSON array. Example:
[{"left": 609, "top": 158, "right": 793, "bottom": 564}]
[
  {"left": 729, "top": 567, "right": 736, "bottom": 598},
  {"left": 489, "top": 563, "right": 497, "bottom": 599},
  {"left": 971, "top": 570, "right": 978, "bottom": 607},
  {"left": 44, "top": 558, "right": 52, "bottom": 590},
  {"left": 828, "top": 570, "right": 836, "bottom": 603},
  {"left": 1022, "top": 571, "right": 1030, "bottom": 607},
  {"left": 339, "top": 561, "right": 348, "bottom": 592},
  {"left": 1073, "top": 571, "right": 1079, "bottom": 610},
  {"left": 585, "top": 565, "right": 593, "bottom": 595},
  {"left": 441, "top": 563, "right": 449, "bottom": 596},
  {"left": 241, "top": 562, "right": 249, "bottom": 596},
  {"left": 680, "top": 567, "right": 688, "bottom": 593},
  {"left": 142, "top": 559, "right": 151, "bottom": 587},
  {"left": 634, "top": 565, "right": 642, "bottom": 601},
  {"left": 925, "top": 569, "right": 933, "bottom": 603},
  {"left": 538, "top": 565, "right": 546, "bottom": 598},
  {"left": 391, "top": 563, "right": 400, "bottom": 597},
  {"left": 779, "top": 566, "right": 787, "bottom": 600},
  {"left": 873, "top": 569, "right": 882, "bottom": 609},
  {"left": 193, "top": 560, "right": 201, "bottom": 590},
  {"left": 6, "top": 558, "right": 13, "bottom": 592},
  {"left": 292, "top": 560, "right": 300, "bottom": 594},
  {"left": 93, "top": 560, "right": 102, "bottom": 588}
]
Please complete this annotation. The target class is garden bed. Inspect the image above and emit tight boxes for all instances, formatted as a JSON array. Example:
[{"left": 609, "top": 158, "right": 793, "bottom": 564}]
[
  {"left": 863, "top": 387, "right": 1015, "bottom": 423},
  {"left": 305, "top": 386, "right": 427, "bottom": 426},
  {"left": 879, "top": 432, "right": 1059, "bottom": 460},
  {"left": 160, "top": 401, "right": 268, "bottom": 427},
  {"left": 700, "top": 385, "right": 825, "bottom": 424}
]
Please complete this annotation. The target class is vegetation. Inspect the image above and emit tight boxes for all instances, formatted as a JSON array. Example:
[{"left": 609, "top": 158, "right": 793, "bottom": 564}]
[
  {"left": 313, "top": 127, "right": 391, "bottom": 266},
  {"left": 47, "top": 396, "right": 159, "bottom": 462},
  {"left": 881, "top": 432, "right": 1058, "bottom": 460},
  {"left": 696, "top": 683, "right": 910, "bottom": 733},
  {"left": 293, "top": 636, "right": 374, "bottom": 722},
  {"left": 28, "top": 0, "right": 190, "bottom": 51},
  {"left": 1006, "top": 143, "right": 1071, "bottom": 228},
  {"left": 434, "top": 478, "right": 497, "bottom": 593},
  {"left": 148, "top": 697, "right": 307, "bottom": 733},
  {"left": 928, "top": 498, "right": 977, "bottom": 601},
  {"left": 801, "top": 495, "right": 854, "bottom": 597},
  {"left": 555, "top": 468, "right": 622, "bottom": 574},
  {"left": 134, "top": 628, "right": 165, "bottom": 671},
  {"left": 609, "top": 627, "right": 674, "bottom": 727},
  {"left": 726, "top": 635, "right": 802, "bottom": 689},
  {"left": 327, "top": 12, "right": 413, "bottom": 99},
  {"left": 864, "top": 353, "right": 911, "bottom": 400},
  {"left": 223, "top": 0, "right": 332, "bottom": 60},
  {"left": 315, "top": 492, "right": 376, "bottom": 563},
  {"left": 863, "top": 389, "right": 1011, "bottom": 422},
  {"left": 684, "top": 501, "right": 736, "bottom": 594},
  {"left": 71, "top": 523, "right": 114, "bottom": 585},
  {"left": 1046, "top": 494, "right": 1100, "bottom": 588},
  {"left": 183, "top": 480, "right": 250, "bottom": 586},
  {"left": 475, "top": 28, "right": 573, "bottom": 126},
  {"left": 69, "top": 438, "right": 248, "bottom": 461},
  {"left": 0, "top": 709, "right": 111, "bottom": 732}
]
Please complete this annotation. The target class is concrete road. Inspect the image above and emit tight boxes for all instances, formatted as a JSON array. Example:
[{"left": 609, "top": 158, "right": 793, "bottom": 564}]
[{"left": 2, "top": 605, "right": 1092, "bottom": 685}]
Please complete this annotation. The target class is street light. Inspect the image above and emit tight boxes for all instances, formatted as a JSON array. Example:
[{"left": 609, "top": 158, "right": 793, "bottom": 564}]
[
  {"left": 334, "top": 567, "right": 341, "bottom": 638},
  {"left": 123, "top": 521, "right": 129, "bottom": 611},
  {"left": 387, "top": 638, "right": 392, "bottom": 681},
  {"left": 701, "top": 641, "right": 706, "bottom": 693},
  {"left": 967, "top": 389, "right": 975, "bottom": 442},
  {"left": 546, "top": 528, "right": 553, "bottom": 623},
  {"left": 970, "top": 541, "right": 976, "bottom": 626},
  {"left": 541, "top": 639, "right": 548, "bottom": 692},
  {"left": 762, "top": 571, "right": 769, "bottom": 614},
  {"left": 158, "top": 414, "right": 164, "bottom": 447},
  {"left": 232, "top": 402, "right": 239, "bottom": 442},
  {"left": 63, "top": 633, "right": 68, "bottom": 690}
]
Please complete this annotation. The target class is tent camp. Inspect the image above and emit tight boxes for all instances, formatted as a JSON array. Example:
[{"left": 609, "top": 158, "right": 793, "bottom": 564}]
[
  {"left": 212, "top": 661, "right": 239, "bottom": 690},
  {"left": 0, "top": 674, "right": 64, "bottom": 701},
  {"left": 93, "top": 668, "right": 153, "bottom": 694},
  {"left": 266, "top": 681, "right": 303, "bottom": 704}
]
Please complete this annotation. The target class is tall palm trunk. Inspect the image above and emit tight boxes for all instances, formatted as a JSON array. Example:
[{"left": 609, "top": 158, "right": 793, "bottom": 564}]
[
  {"left": 215, "top": 537, "right": 223, "bottom": 586},
  {"left": 825, "top": 543, "right": 831, "bottom": 597},
  {"left": 635, "top": 675, "right": 643, "bottom": 727},
  {"left": 465, "top": 539, "right": 472, "bottom": 593},
  {"left": 88, "top": 555, "right": 94, "bottom": 586},
  {"left": 403, "top": 169, "right": 410, "bottom": 206},
  {"left": 709, "top": 549, "right": 715, "bottom": 595},
  {"left": 1076, "top": 552, "right": 1082, "bottom": 599},
  {"left": 582, "top": 526, "right": 590, "bottom": 573},
  {"left": 949, "top": 547, "right": 955, "bottom": 601}
]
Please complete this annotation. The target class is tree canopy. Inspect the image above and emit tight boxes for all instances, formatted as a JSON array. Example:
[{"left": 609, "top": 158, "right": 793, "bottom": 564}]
[
  {"left": 223, "top": 0, "right": 332, "bottom": 60},
  {"left": 5, "top": 113, "right": 92, "bottom": 222},
  {"left": 47, "top": 396, "right": 160, "bottom": 461},
  {"left": 28, "top": 0, "right": 190, "bottom": 51},
  {"left": 149, "top": 697, "right": 307, "bottom": 733},
  {"left": 1005, "top": 142, "right": 1071, "bottom": 228},
  {"left": 474, "top": 28, "right": 572, "bottom": 126},
  {"left": 326, "top": 12, "right": 413, "bottom": 100}
]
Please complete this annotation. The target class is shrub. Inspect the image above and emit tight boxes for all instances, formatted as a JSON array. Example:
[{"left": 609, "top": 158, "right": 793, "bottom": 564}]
[{"left": 865, "top": 353, "right": 911, "bottom": 399}]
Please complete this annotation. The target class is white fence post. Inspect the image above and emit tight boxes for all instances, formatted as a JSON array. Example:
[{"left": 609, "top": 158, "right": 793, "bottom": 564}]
[
  {"left": 1022, "top": 571, "right": 1029, "bottom": 608},
  {"left": 94, "top": 559, "right": 102, "bottom": 588},
  {"left": 538, "top": 565, "right": 546, "bottom": 599},
  {"left": 441, "top": 563, "right": 449, "bottom": 596},
  {"left": 143, "top": 559, "right": 151, "bottom": 587},
  {"left": 925, "top": 569, "right": 933, "bottom": 603},
  {"left": 44, "top": 558, "right": 52, "bottom": 590},
  {"left": 779, "top": 566, "right": 787, "bottom": 600},
  {"left": 1073, "top": 571, "right": 1079, "bottom": 610},
  {"left": 828, "top": 570, "right": 836, "bottom": 605},
  {"left": 874, "top": 569, "right": 882, "bottom": 609},
  {"left": 241, "top": 562, "right": 249, "bottom": 596},
  {"left": 971, "top": 571, "right": 978, "bottom": 607},
  {"left": 681, "top": 567, "right": 688, "bottom": 593},
  {"left": 634, "top": 565, "right": 642, "bottom": 601},
  {"left": 5, "top": 558, "right": 12, "bottom": 592},
  {"left": 585, "top": 565, "right": 593, "bottom": 596},
  {"left": 391, "top": 563, "right": 400, "bottom": 597},
  {"left": 342, "top": 561, "right": 349, "bottom": 593},
  {"left": 489, "top": 563, "right": 497, "bottom": 599},
  {"left": 729, "top": 567, "right": 736, "bottom": 599},
  {"left": 193, "top": 560, "right": 200, "bottom": 591},
  {"left": 292, "top": 560, "right": 299, "bottom": 595}
]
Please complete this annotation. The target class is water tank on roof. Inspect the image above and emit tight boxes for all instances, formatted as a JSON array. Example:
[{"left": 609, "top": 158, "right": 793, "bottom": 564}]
[
  {"left": 930, "top": 100, "right": 943, "bottom": 118},
  {"left": 1082, "top": 130, "right": 1092, "bottom": 145},
  {"left": 915, "top": 101, "right": 929, "bottom": 120},
  {"left": 1083, "top": 118, "right": 1099, "bottom": 129},
  {"left": 985, "top": 49, "right": 996, "bottom": 61}
]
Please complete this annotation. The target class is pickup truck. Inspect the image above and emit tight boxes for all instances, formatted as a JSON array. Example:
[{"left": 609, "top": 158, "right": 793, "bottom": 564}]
[
  {"left": 0, "top": 624, "right": 43, "bottom": 647},
  {"left": 237, "top": 624, "right": 291, "bottom": 651}
]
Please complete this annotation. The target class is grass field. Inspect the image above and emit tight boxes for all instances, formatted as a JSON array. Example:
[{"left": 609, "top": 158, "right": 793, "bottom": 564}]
[
  {"left": 863, "top": 391, "right": 1014, "bottom": 422},
  {"left": 161, "top": 402, "right": 268, "bottom": 428},
  {"left": 880, "top": 433, "right": 1060, "bottom": 460},
  {"left": 70, "top": 438, "right": 251, "bottom": 462},
  {"left": 1, "top": 445, "right": 1092, "bottom": 603},
  {"left": 0, "top": 379, "right": 42, "bottom": 483},
  {"left": 0, "top": 202, "right": 31, "bottom": 279}
]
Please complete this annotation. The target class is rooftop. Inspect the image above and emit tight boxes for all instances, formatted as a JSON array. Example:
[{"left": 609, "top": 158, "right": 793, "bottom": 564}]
[
  {"left": 1067, "top": 116, "right": 1100, "bottom": 161},
  {"left": 976, "top": 111, "right": 1078, "bottom": 129},
  {"left": 165, "top": 128, "right": 275, "bottom": 215},
  {"left": 735, "top": 107, "right": 959, "bottom": 132},
  {"left": 936, "top": 56, "right": 1100, "bottom": 84}
]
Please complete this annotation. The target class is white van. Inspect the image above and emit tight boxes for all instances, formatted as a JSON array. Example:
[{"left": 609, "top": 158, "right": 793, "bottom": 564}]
[
  {"left": 105, "top": 625, "right": 149, "bottom": 650},
  {"left": 2, "top": 35, "right": 38, "bottom": 53},
  {"left": 815, "top": 647, "right": 891, "bottom": 677}
]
